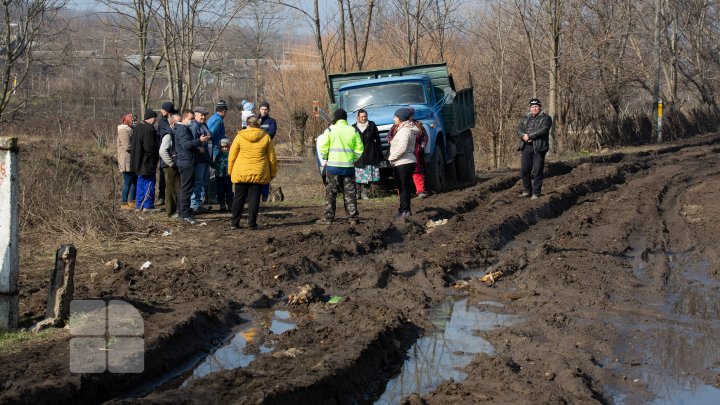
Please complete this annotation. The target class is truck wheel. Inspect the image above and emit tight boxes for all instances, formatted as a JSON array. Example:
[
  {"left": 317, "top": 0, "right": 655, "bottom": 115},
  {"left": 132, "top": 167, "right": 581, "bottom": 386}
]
[
  {"left": 425, "top": 144, "right": 446, "bottom": 193},
  {"left": 445, "top": 158, "right": 458, "bottom": 185},
  {"left": 456, "top": 131, "right": 476, "bottom": 181}
]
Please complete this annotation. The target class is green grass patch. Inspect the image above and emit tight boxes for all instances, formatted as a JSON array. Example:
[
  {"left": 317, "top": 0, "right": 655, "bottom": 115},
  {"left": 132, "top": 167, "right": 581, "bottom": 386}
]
[{"left": 0, "top": 328, "right": 63, "bottom": 355}]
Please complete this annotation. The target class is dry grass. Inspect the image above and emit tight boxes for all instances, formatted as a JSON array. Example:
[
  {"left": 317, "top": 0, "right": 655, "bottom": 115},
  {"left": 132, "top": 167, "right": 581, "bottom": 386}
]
[
  {"left": 272, "top": 157, "right": 326, "bottom": 202},
  {"left": 18, "top": 136, "right": 143, "bottom": 246}
]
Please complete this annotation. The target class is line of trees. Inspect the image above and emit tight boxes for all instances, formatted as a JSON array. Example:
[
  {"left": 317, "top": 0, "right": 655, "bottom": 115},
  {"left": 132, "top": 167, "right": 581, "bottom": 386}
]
[{"left": 2, "top": 0, "right": 720, "bottom": 166}]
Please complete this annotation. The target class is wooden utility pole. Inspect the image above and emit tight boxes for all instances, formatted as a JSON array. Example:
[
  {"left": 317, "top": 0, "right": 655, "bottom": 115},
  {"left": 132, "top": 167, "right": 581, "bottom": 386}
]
[{"left": 0, "top": 137, "right": 19, "bottom": 331}]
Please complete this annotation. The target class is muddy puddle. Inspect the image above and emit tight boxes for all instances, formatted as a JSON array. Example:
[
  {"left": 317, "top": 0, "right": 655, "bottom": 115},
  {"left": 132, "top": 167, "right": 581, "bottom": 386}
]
[
  {"left": 183, "top": 309, "right": 299, "bottom": 384},
  {"left": 608, "top": 250, "right": 720, "bottom": 404},
  {"left": 373, "top": 297, "right": 524, "bottom": 404},
  {"left": 128, "top": 309, "right": 300, "bottom": 397}
]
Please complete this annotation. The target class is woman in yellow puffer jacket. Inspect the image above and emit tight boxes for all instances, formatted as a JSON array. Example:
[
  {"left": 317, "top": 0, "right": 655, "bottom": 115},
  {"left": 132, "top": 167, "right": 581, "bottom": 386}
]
[{"left": 228, "top": 116, "right": 277, "bottom": 230}]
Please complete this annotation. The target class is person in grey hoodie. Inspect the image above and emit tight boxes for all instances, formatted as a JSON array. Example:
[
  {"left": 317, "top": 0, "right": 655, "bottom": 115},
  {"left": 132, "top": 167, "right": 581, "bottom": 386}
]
[
  {"left": 159, "top": 113, "right": 180, "bottom": 217},
  {"left": 388, "top": 108, "right": 418, "bottom": 217}
]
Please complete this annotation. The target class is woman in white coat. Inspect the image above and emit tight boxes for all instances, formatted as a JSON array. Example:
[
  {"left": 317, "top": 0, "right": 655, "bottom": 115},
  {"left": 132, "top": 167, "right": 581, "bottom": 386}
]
[{"left": 388, "top": 108, "right": 418, "bottom": 217}]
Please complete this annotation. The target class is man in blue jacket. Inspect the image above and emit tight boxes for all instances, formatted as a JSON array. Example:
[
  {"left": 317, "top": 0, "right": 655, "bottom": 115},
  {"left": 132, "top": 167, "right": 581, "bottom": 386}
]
[
  {"left": 175, "top": 109, "right": 210, "bottom": 224},
  {"left": 207, "top": 100, "right": 228, "bottom": 162}
]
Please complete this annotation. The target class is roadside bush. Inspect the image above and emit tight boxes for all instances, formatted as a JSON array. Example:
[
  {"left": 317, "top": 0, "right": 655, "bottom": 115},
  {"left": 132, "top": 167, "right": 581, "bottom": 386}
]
[{"left": 18, "top": 136, "right": 141, "bottom": 242}]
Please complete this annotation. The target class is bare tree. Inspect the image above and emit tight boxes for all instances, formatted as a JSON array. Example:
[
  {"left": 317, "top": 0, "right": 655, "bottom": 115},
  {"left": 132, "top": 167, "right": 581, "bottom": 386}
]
[
  {"left": 0, "top": 0, "right": 67, "bottom": 124},
  {"left": 677, "top": 0, "right": 719, "bottom": 108},
  {"left": 98, "top": 0, "right": 163, "bottom": 113},
  {"left": 514, "top": 0, "right": 541, "bottom": 97},
  {"left": 544, "top": 0, "right": 564, "bottom": 152},
  {"left": 241, "top": 0, "right": 285, "bottom": 103},
  {"left": 378, "top": 0, "right": 432, "bottom": 66},
  {"left": 154, "top": 0, "right": 246, "bottom": 109},
  {"left": 421, "top": 0, "right": 465, "bottom": 62},
  {"left": 261, "top": 0, "right": 333, "bottom": 101},
  {"left": 345, "top": 0, "right": 375, "bottom": 70}
]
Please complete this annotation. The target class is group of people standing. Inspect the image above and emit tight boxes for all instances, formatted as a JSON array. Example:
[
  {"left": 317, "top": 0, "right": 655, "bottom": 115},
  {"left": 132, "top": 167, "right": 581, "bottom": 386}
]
[
  {"left": 116, "top": 99, "right": 278, "bottom": 228},
  {"left": 116, "top": 96, "right": 552, "bottom": 229},
  {"left": 316, "top": 106, "right": 429, "bottom": 225}
]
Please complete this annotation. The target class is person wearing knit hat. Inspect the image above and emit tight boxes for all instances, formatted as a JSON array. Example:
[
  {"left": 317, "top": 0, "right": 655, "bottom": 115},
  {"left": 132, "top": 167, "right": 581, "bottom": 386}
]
[
  {"left": 258, "top": 100, "right": 278, "bottom": 202},
  {"left": 388, "top": 108, "right": 418, "bottom": 218},
  {"left": 316, "top": 109, "right": 364, "bottom": 226},
  {"left": 213, "top": 137, "right": 233, "bottom": 211},
  {"left": 157, "top": 102, "right": 176, "bottom": 207},
  {"left": 144, "top": 108, "right": 157, "bottom": 120},
  {"left": 401, "top": 107, "right": 430, "bottom": 199},
  {"left": 517, "top": 97, "right": 553, "bottom": 200},
  {"left": 394, "top": 107, "right": 412, "bottom": 122},
  {"left": 333, "top": 108, "right": 348, "bottom": 123},
  {"left": 190, "top": 106, "right": 213, "bottom": 213},
  {"left": 241, "top": 100, "right": 255, "bottom": 129},
  {"left": 130, "top": 109, "right": 160, "bottom": 212},
  {"left": 208, "top": 99, "right": 229, "bottom": 162},
  {"left": 216, "top": 100, "right": 228, "bottom": 111}
]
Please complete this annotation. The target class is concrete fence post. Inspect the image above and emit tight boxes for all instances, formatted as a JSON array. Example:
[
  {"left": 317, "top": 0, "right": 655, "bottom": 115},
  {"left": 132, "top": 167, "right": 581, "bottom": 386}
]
[{"left": 0, "top": 137, "right": 19, "bottom": 332}]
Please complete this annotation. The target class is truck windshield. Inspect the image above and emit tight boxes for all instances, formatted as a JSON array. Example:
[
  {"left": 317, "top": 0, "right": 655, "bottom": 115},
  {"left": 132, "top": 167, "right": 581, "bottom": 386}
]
[{"left": 341, "top": 82, "right": 426, "bottom": 112}]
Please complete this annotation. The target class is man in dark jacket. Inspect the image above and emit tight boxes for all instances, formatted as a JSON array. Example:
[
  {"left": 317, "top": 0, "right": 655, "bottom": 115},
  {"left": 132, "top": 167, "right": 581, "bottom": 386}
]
[
  {"left": 131, "top": 109, "right": 160, "bottom": 211},
  {"left": 175, "top": 109, "right": 210, "bottom": 224},
  {"left": 517, "top": 98, "right": 553, "bottom": 199},
  {"left": 190, "top": 106, "right": 212, "bottom": 213},
  {"left": 156, "top": 101, "right": 176, "bottom": 206},
  {"left": 258, "top": 101, "right": 277, "bottom": 202}
]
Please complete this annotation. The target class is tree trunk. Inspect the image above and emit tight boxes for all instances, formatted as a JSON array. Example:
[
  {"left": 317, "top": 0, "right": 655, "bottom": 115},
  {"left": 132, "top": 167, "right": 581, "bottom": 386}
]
[
  {"left": 547, "top": 0, "right": 562, "bottom": 153},
  {"left": 291, "top": 110, "right": 309, "bottom": 156},
  {"left": 338, "top": 0, "right": 347, "bottom": 72},
  {"left": 313, "top": 0, "right": 333, "bottom": 102}
]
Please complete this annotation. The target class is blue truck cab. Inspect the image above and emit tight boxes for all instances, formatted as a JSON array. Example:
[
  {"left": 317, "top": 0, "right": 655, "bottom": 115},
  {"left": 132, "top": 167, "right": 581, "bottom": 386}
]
[{"left": 328, "top": 63, "right": 476, "bottom": 192}]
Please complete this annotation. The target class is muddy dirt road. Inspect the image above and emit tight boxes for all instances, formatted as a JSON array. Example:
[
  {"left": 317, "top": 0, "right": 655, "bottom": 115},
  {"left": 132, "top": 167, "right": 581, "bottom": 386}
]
[{"left": 3, "top": 134, "right": 720, "bottom": 404}]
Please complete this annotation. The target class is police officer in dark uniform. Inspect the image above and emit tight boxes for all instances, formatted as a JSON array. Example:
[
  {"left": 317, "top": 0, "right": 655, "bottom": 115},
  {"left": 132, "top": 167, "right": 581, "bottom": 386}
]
[{"left": 517, "top": 98, "right": 553, "bottom": 199}]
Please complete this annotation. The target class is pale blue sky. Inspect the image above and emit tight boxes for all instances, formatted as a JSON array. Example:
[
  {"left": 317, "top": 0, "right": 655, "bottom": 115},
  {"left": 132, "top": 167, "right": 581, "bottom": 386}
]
[{"left": 67, "top": 0, "right": 331, "bottom": 14}]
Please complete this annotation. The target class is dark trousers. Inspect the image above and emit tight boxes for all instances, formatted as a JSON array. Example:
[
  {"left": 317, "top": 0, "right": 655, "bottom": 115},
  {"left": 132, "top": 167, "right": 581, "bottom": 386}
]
[
  {"left": 520, "top": 144, "right": 547, "bottom": 195},
  {"left": 324, "top": 174, "right": 359, "bottom": 220},
  {"left": 163, "top": 167, "right": 179, "bottom": 217},
  {"left": 216, "top": 176, "right": 233, "bottom": 206},
  {"left": 394, "top": 163, "right": 416, "bottom": 213},
  {"left": 178, "top": 165, "right": 195, "bottom": 218},
  {"left": 232, "top": 183, "right": 262, "bottom": 227},
  {"left": 158, "top": 166, "right": 166, "bottom": 200}
]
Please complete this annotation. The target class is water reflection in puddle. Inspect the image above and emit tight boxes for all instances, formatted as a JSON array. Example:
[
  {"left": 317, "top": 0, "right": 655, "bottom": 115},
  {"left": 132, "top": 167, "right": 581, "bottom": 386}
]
[
  {"left": 374, "top": 298, "right": 524, "bottom": 405},
  {"left": 612, "top": 250, "right": 720, "bottom": 404},
  {"left": 183, "top": 309, "right": 298, "bottom": 385},
  {"left": 268, "top": 310, "right": 298, "bottom": 334}
]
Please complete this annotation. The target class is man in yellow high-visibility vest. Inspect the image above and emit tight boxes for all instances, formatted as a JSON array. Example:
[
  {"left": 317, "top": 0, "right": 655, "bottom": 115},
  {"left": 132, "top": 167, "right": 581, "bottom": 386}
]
[{"left": 317, "top": 109, "right": 364, "bottom": 226}]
